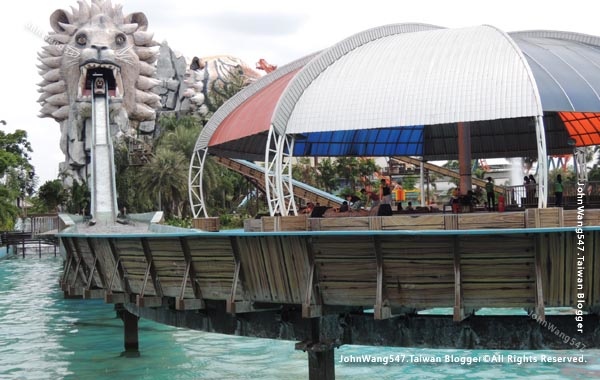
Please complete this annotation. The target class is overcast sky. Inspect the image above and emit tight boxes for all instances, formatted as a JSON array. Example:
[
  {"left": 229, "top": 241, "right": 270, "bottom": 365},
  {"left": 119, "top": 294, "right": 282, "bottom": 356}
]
[{"left": 0, "top": 0, "right": 599, "bottom": 185}]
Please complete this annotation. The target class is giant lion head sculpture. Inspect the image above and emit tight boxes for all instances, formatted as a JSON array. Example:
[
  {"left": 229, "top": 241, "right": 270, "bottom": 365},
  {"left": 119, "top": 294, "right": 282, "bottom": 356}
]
[{"left": 38, "top": 0, "right": 160, "bottom": 183}]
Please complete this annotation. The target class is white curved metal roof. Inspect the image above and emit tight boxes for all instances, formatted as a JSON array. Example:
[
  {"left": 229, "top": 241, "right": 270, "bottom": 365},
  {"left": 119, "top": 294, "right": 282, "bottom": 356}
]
[
  {"left": 191, "top": 23, "right": 600, "bottom": 161},
  {"left": 509, "top": 30, "right": 600, "bottom": 111},
  {"left": 274, "top": 24, "right": 543, "bottom": 137}
]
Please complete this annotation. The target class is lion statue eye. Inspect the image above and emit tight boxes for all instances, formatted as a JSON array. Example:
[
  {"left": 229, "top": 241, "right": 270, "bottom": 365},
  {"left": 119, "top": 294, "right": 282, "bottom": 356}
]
[
  {"left": 115, "top": 34, "right": 126, "bottom": 46},
  {"left": 76, "top": 33, "right": 87, "bottom": 46}
]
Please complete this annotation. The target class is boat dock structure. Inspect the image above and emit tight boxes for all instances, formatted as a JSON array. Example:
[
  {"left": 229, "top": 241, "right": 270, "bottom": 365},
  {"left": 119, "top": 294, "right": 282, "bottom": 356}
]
[
  {"left": 34, "top": 3, "right": 600, "bottom": 378},
  {"left": 58, "top": 209, "right": 600, "bottom": 379}
]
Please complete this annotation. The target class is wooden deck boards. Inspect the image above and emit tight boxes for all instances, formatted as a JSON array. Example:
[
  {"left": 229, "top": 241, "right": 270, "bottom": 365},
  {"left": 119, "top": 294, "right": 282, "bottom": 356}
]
[{"left": 61, "top": 216, "right": 600, "bottom": 319}]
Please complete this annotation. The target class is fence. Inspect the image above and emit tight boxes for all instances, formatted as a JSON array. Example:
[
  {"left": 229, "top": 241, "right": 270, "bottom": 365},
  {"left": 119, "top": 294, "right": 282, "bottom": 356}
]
[{"left": 503, "top": 180, "right": 600, "bottom": 208}]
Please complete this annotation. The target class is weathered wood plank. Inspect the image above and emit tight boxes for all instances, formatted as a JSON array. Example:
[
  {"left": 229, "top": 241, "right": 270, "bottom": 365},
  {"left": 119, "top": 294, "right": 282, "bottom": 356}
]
[
  {"left": 534, "top": 235, "right": 545, "bottom": 320},
  {"left": 381, "top": 214, "right": 445, "bottom": 230},
  {"left": 319, "top": 281, "right": 376, "bottom": 306},
  {"left": 525, "top": 208, "right": 563, "bottom": 228},
  {"left": 387, "top": 283, "right": 454, "bottom": 307},
  {"left": 463, "top": 282, "right": 535, "bottom": 308},
  {"left": 384, "top": 260, "right": 454, "bottom": 283},
  {"left": 317, "top": 261, "right": 378, "bottom": 282},
  {"left": 311, "top": 217, "right": 371, "bottom": 231},
  {"left": 458, "top": 212, "right": 525, "bottom": 230}
]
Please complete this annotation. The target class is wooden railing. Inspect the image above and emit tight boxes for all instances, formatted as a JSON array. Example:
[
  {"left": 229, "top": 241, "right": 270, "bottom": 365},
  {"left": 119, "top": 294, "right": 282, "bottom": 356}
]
[{"left": 243, "top": 208, "right": 600, "bottom": 232}]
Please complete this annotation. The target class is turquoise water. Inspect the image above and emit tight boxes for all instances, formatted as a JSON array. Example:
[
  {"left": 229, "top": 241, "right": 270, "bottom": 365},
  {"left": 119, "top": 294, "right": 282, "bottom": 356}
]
[{"left": 1, "top": 254, "right": 599, "bottom": 380}]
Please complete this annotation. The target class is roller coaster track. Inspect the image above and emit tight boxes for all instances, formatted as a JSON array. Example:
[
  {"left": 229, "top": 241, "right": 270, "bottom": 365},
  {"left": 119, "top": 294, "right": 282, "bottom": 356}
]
[
  {"left": 391, "top": 156, "right": 506, "bottom": 193},
  {"left": 214, "top": 156, "right": 344, "bottom": 208}
]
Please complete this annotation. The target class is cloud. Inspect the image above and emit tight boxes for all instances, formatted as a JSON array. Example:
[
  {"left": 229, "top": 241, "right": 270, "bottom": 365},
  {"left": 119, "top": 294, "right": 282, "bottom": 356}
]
[{"left": 195, "top": 11, "right": 309, "bottom": 37}]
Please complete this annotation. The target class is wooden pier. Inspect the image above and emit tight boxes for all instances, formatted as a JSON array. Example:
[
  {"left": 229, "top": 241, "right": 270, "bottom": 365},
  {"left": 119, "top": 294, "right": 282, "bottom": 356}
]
[{"left": 58, "top": 209, "right": 600, "bottom": 379}]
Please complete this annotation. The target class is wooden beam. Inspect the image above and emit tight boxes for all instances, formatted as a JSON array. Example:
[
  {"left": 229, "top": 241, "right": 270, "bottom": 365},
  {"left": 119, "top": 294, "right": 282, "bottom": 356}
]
[
  {"left": 104, "top": 239, "right": 133, "bottom": 304},
  {"left": 534, "top": 235, "right": 546, "bottom": 321},
  {"left": 135, "top": 295, "right": 163, "bottom": 308},
  {"left": 105, "top": 292, "right": 128, "bottom": 304},
  {"left": 108, "top": 238, "right": 133, "bottom": 295},
  {"left": 227, "top": 237, "right": 251, "bottom": 314},
  {"left": 453, "top": 236, "right": 465, "bottom": 322},
  {"left": 64, "top": 238, "right": 86, "bottom": 296},
  {"left": 86, "top": 238, "right": 108, "bottom": 290},
  {"left": 106, "top": 256, "right": 121, "bottom": 291},
  {"left": 136, "top": 260, "right": 163, "bottom": 308},
  {"left": 303, "top": 237, "right": 323, "bottom": 318},
  {"left": 85, "top": 255, "right": 98, "bottom": 289},
  {"left": 83, "top": 289, "right": 105, "bottom": 299},
  {"left": 141, "top": 238, "right": 163, "bottom": 298},
  {"left": 374, "top": 236, "right": 391, "bottom": 320},
  {"left": 59, "top": 237, "right": 75, "bottom": 290},
  {"left": 175, "top": 298, "right": 205, "bottom": 311},
  {"left": 135, "top": 239, "right": 164, "bottom": 308},
  {"left": 176, "top": 237, "right": 205, "bottom": 310}
]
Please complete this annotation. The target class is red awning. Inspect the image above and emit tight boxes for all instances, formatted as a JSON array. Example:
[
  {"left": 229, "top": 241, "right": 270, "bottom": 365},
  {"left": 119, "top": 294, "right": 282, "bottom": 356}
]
[{"left": 209, "top": 70, "right": 299, "bottom": 147}]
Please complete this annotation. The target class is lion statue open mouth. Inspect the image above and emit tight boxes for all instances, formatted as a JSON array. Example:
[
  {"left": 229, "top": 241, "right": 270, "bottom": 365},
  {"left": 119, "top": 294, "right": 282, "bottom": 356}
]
[{"left": 38, "top": 0, "right": 160, "bottom": 183}]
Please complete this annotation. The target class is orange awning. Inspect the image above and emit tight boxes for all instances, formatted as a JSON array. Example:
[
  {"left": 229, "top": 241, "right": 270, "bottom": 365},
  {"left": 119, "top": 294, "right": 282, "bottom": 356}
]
[{"left": 559, "top": 112, "right": 600, "bottom": 146}]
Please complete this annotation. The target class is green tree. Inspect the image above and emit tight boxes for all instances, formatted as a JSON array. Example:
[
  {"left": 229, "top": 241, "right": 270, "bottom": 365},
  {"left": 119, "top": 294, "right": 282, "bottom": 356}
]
[
  {"left": 0, "top": 129, "right": 33, "bottom": 229},
  {"left": 0, "top": 186, "right": 18, "bottom": 230},
  {"left": 138, "top": 147, "right": 188, "bottom": 217},
  {"left": 357, "top": 158, "right": 379, "bottom": 189},
  {"left": 0, "top": 130, "right": 32, "bottom": 175},
  {"left": 292, "top": 158, "right": 318, "bottom": 188},
  {"left": 66, "top": 180, "right": 91, "bottom": 215},
  {"left": 334, "top": 157, "right": 380, "bottom": 192},
  {"left": 316, "top": 158, "right": 337, "bottom": 193},
  {"left": 205, "top": 69, "right": 252, "bottom": 114},
  {"left": 402, "top": 175, "right": 417, "bottom": 190},
  {"left": 35, "top": 179, "right": 66, "bottom": 213}
]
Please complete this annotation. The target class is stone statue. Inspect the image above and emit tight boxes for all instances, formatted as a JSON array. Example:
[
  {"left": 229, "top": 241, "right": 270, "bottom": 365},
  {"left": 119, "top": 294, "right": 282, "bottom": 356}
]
[
  {"left": 38, "top": 0, "right": 160, "bottom": 184},
  {"left": 183, "top": 55, "right": 261, "bottom": 115},
  {"left": 38, "top": 0, "right": 261, "bottom": 185}
]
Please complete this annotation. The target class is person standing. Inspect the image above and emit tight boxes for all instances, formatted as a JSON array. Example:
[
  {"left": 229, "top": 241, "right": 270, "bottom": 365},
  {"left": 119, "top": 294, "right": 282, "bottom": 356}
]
[
  {"left": 523, "top": 175, "right": 531, "bottom": 203},
  {"left": 528, "top": 174, "right": 537, "bottom": 203},
  {"left": 485, "top": 177, "right": 495, "bottom": 211},
  {"left": 555, "top": 174, "right": 563, "bottom": 207},
  {"left": 380, "top": 179, "right": 392, "bottom": 205}
]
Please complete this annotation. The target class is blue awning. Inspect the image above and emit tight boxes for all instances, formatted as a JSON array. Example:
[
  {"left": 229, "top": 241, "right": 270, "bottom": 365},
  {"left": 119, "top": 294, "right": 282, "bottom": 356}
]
[{"left": 293, "top": 126, "right": 424, "bottom": 157}]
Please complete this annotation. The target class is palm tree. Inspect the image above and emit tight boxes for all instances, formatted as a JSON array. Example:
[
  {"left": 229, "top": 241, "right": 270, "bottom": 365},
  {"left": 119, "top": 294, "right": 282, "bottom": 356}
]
[
  {"left": 138, "top": 147, "right": 188, "bottom": 217},
  {"left": 160, "top": 124, "right": 201, "bottom": 159}
]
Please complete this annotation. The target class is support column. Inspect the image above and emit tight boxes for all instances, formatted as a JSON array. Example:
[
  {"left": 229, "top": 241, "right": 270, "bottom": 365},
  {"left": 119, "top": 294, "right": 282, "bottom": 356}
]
[
  {"left": 117, "top": 305, "right": 140, "bottom": 357},
  {"left": 308, "top": 318, "right": 335, "bottom": 380},
  {"left": 308, "top": 348, "right": 335, "bottom": 380},
  {"left": 296, "top": 318, "right": 336, "bottom": 380},
  {"left": 457, "top": 122, "right": 472, "bottom": 195},
  {"left": 419, "top": 161, "right": 425, "bottom": 206}
]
